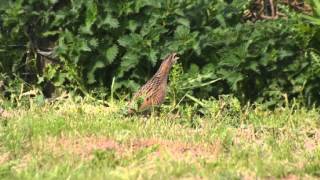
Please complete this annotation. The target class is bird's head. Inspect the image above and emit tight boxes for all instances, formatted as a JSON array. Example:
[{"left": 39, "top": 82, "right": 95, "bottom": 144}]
[
  {"left": 157, "top": 52, "right": 180, "bottom": 76},
  {"left": 169, "top": 52, "right": 179, "bottom": 64}
]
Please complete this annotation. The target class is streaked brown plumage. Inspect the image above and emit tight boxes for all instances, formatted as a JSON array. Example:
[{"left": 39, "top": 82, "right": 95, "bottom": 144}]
[{"left": 128, "top": 53, "right": 179, "bottom": 114}]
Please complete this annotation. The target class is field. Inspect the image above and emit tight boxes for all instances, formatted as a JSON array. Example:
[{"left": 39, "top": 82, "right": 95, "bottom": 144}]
[
  {"left": 1, "top": 0, "right": 320, "bottom": 179},
  {"left": 1, "top": 98, "right": 320, "bottom": 179}
]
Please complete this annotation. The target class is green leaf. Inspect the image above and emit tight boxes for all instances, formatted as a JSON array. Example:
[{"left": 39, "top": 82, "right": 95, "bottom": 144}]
[
  {"left": 89, "top": 38, "right": 99, "bottom": 48},
  {"left": 79, "top": 40, "right": 91, "bottom": 52},
  {"left": 219, "top": 53, "right": 240, "bottom": 67},
  {"left": 105, "top": 45, "right": 119, "bottom": 64},
  {"left": 302, "top": 14, "right": 320, "bottom": 26},
  {"left": 176, "top": 18, "right": 190, "bottom": 27},
  {"left": 35, "top": 94, "right": 45, "bottom": 106},
  {"left": 174, "top": 26, "right": 190, "bottom": 39},
  {"left": 100, "top": 14, "right": 119, "bottom": 29},
  {"left": 127, "top": 20, "right": 138, "bottom": 32},
  {"left": 278, "top": 49, "right": 293, "bottom": 60},
  {"left": 216, "top": 14, "right": 226, "bottom": 27},
  {"left": 227, "top": 72, "right": 244, "bottom": 91},
  {"left": 147, "top": 49, "right": 158, "bottom": 66},
  {"left": 311, "top": 0, "right": 320, "bottom": 16},
  {"left": 80, "top": 2, "right": 98, "bottom": 34},
  {"left": 310, "top": 51, "right": 320, "bottom": 66},
  {"left": 118, "top": 34, "right": 143, "bottom": 47},
  {"left": 118, "top": 52, "right": 139, "bottom": 77},
  {"left": 87, "top": 60, "right": 105, "bottom": 84},
  {"left": 121, "top": 52, "right": 139, "bottom": 69},
  {"left": 0, "top": 0, "right": 9, "bottom": 10},
  {"left": 42, "top": 30, "right": 60, "bottom": 37}
]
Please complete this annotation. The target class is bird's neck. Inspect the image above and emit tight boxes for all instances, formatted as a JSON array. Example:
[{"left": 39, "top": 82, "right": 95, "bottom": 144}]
[{"left": 155, "top": 58, "right": 173, "bottom": 80}]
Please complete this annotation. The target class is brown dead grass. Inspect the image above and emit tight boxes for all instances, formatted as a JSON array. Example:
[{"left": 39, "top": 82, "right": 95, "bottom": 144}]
[
  {"left": 128, "top": 138, "right": 222, "bottom": 160},
  {"left": 234, "top": 125, "right": 256, "bottom": 145},
  {"left": 39, "top": 136, "right": 222, "bottom": 160},
  {"left": 12, "top": 154, "right": 32, "bottom": 173},
  {"left": 38, "top": 136, "right": 122, "bottom": 159},
  {"left": 0, "top": 152, "right": 10, "bottom": 165},
  {"left": 282, "top": 175, "right": 299, "bottom": 180}
]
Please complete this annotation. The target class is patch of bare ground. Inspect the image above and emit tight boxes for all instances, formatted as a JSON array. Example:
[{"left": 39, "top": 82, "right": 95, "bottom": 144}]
[
  {"left": 0, "top": 152, "right": 32, "bottom": 172},
  {"left": 12, "top": 154, "right": 32, "bottom": 173},
  {"left": 304, "top": 130, "right": 320, "bottom": 152},
  {"left": 128, "top": 138, "right": 222, "bottom": 160},
  {"left": 40, "top": 136, "right": 222, "bottom": 160},
  {"left": 240, "top": 172, "right": 257, "bottom": 180},
  {"left": 281, "top": 174, "right": 300, "bottom": 180},
  {"left": 0, "top": 152, "right": 10, "bottom": 164},
  {"left": 40, "top": 136, "right": 123, "bottom": 159}
]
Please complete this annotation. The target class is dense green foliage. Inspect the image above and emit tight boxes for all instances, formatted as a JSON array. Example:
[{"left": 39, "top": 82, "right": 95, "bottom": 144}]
[{"left": 0, "top": 0, "right": 320, "bottom": 106}]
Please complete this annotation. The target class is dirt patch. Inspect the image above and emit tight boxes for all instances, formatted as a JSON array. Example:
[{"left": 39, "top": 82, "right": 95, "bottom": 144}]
[
  {"left": 304, "top": 129, "right": 320, "bottom": 152},
  {"left": 130, "top": 138, "right": 221, "bottom": 159},
  {"left": 41, "top": 136, "right": 222, "bottom": 160},
  {"left": 13, "top": 154, "right": 32, "bottom": 173},
  {"left": 0, "top": 152, "right": 10, "bottom": 164},
  {"left": 282, "top": 174, "right": 300, "bottom": 180},
  {"left": 42, "top": 136, "right": 123, "bottom": 159},
  {"left": 304, "top": 139, "right": 317, "bottom": 152}
]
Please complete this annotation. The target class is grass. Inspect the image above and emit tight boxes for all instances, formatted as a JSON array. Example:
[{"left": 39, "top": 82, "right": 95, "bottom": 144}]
[{"left": 0, "top": 96, "right": 320, "bottom": 179}]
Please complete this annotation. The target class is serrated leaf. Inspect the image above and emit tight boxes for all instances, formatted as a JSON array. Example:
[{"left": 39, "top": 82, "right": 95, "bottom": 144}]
[
  {"left": 278, "top": 49, "right": 293, "bottom": 60},
  {"left": 134, "top": 0, "right": 161, "bottom": 12},
  {"left": 310, "top": 51, "right": 320, "bottom": 65},
  {"left": 174, "top": 9, "right": 184, "bottom": 16},
  {"left": 192, "top": 41, "right": 201, "bottom": 55},
  {"left": 121, "top": 52, "right": 139, "bottom": 69},
  {"left": 118, "top": 35, "right": 131, "bottom": 47},
  {"left": 127, "top": 20, "right": 138, "bottom": 32},
  {"left": 87, "top": 60, "right": 105, "bottom": 84},
  {"left": 147, "top": 49, "right": 158, "bottom": 66},
  {"left": 101, "top": 14, "right": 119, "bottom": 29},
  {"left": 80, "top": 2, "right": 97, "bottom": 34},
  {"left": 216, "top": 14, "right": 226, "bottom": 27},
  {"left": 174, "top": 26, "right": 190, "bottom": 39},
  {"left": 106, "top": 45, "right": 118, "bottom": 64},
  {"left": 79, "top": 40, "right": 91, "bottom": 52},
  {"left": 176, "top": 18, "right": 190, "bottom": 27},
  {"left": 219, "top": 70, "right": 243, "bottom": 91},
  {"left": 118, "top": 34, "right": 143, "bottom": 47},
  {"left": 219, "top": 53, "right": 240, "bottom": 67},
  {"left": 89, "top": 38, "right": 99, "bottom": 47},
  {"left": 117, "top": 52, "right": 139, "bottom": 77}
]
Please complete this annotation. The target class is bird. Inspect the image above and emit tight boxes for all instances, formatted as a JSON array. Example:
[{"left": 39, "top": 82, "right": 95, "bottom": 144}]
[{"left": 127, "top": 53, "right": 179, "bottom": 114}]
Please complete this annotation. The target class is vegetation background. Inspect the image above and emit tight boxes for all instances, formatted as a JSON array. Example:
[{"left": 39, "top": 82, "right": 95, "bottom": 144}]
[{"left": 0, "top": 0, "right": 320, "bottom": 107}]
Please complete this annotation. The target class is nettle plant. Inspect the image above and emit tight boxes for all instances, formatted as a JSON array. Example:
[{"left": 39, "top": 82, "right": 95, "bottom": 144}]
[{"left": 0, "top": 0, "right": 319, "bottom": 106}]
